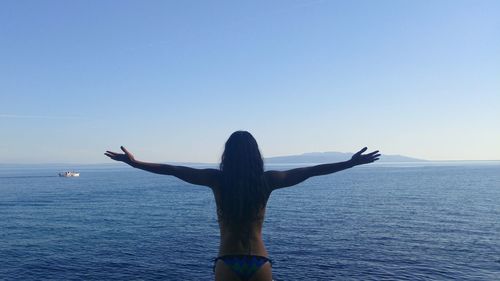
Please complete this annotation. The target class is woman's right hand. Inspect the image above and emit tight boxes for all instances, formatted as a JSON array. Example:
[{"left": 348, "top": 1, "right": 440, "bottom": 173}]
[
  {"left": 350, "top": 147, "right": 380, "bottom": 166},
  {"left": 104, "top": 146, "right": 136, "bottom": 164}
]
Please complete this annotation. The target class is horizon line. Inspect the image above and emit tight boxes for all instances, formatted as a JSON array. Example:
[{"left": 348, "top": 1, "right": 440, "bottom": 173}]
[{"left": 2, "top": 159, "right": 500, "bottom": 166}]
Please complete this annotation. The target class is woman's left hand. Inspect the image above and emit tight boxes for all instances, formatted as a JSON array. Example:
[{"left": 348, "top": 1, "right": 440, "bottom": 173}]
[{"left": 104, "top": 146, "right": 136, "bottom": 164}]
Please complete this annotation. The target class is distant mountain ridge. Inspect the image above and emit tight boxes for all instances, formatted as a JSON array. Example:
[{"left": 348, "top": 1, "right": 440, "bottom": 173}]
[
  {"left": 0, "top": 152, "right": 425, "bottom": 167},
  {"left": 265, "top": 151, "right": 425, "bottom": 163}
]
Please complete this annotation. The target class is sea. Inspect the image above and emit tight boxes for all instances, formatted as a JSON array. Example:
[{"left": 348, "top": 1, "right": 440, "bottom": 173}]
[{"left": 1, "top": 162, "right": 499, "bottom": 280}]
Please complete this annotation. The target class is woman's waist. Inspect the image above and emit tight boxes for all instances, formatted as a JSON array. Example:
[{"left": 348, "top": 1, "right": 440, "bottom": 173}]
[{"left": 218, "top": 236, "right": 268, "bottom": 256}]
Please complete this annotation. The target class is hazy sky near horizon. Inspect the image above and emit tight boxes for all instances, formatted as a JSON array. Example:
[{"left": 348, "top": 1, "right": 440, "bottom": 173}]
[{"left": 1, "top": 0, "right": 499, "bottom": 164}]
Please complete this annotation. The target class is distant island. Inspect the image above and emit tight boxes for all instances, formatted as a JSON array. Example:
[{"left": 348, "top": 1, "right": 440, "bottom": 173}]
[
  {"left": 0, "top": 152, "right": 426, "bottom": 167},
  {"left": 265, "top": 151, "right": 426, "bottom": 164}
]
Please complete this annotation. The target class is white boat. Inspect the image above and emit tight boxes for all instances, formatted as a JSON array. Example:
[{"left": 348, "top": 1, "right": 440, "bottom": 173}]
[{"left": 58, "top": 171, "right": 80, "bottom": 177}]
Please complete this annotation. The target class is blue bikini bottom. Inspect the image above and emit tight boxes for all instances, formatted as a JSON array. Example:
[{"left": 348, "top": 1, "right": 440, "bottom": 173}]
[{"left": 213, "top": 255, "right": 272, "bottom": 281}]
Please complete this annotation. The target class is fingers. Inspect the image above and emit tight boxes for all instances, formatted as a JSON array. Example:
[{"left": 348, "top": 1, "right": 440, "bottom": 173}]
[
  {"left": 367, "top": 153, "right": 381, "bottom": 161},
  {"left": 355, "top": 147, "right": 368, "bottom": 156},
  {"left": 105, "top": 146, "right": 133, "bottom": 162},
  {"left": 121, "top": 146, "right": 130, "bottom": 155},
  {"left": 361, "top": 149, "right": 381, "bottom": 158},
  {"left": 104, "top": 151, "right": 121, "bottom": 158},
  {"left": 104, "top": 151, "right": 119, "bottom": 156},
  {"left": 357, "top": 148, "right": 381, "bottom": 164},
  {"left": 105, "top": 149, "right": 123, "bottom": 160},
  {"left": 370, "top": 150, "right": 381, "bottom": 160},
  {"left": 104, "top": 152, "right": 116, "bottom": 159}
]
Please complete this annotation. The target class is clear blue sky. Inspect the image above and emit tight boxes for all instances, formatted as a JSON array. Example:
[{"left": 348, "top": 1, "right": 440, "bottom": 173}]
[{"left": 1, "top": 0, "right": 499, "bottom": 163}]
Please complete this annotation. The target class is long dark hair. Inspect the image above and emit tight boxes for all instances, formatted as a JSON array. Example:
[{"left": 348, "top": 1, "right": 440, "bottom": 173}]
[{"left": 218, "top": 131, "right": 269, "bottom": 225}]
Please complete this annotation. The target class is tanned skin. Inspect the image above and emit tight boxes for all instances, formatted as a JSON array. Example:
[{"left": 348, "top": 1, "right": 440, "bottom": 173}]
[{"left": 105, "top": 146, "right": 380, "bottom": 281}]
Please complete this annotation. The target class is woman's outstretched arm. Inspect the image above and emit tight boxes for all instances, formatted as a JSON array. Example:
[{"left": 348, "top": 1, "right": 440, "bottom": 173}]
[
  {"left": 105, "top": 146, "right": 220, "bottom": 188},
  {"left": 265, "top": 147, "right": 380, "bottom": 190}
]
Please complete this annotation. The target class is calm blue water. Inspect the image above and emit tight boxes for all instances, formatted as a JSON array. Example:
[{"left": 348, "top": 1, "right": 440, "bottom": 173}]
[{"left": 1, "top": 163, "right": 500, "bottom": 280}]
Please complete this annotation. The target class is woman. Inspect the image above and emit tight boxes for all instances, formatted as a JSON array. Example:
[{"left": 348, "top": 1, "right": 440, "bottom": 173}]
[{"left": 105, "top": 131, "right": 380, "bottom": 281}]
